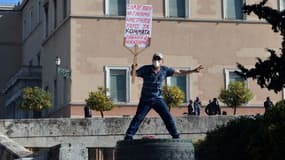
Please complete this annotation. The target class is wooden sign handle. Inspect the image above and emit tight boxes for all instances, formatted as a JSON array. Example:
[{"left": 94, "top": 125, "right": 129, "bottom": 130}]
[{"left": 132, "top": 55, "right": 138, "bottom": 83}]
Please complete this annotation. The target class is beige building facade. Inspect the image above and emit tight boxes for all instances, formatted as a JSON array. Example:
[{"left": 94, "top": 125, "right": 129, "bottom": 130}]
[{"left": 0, "top": 0, "right": 284, "bottom": 118}]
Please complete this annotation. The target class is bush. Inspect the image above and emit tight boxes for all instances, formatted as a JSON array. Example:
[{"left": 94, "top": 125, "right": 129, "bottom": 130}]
[
  {"left": 162, "top": 85, "right": 185, "bottom": 111},
  {"left": 195, "top": 100, "right": 285, "bottom": 160},
  {"left": 219, "top": 81, "right": 253, "bottom": 115},
  {"left": 85, "top": 87, "right": 114, "bottom": 118},
  {"left": 19, "top": 86, "right": 51, "bottom": 111}
]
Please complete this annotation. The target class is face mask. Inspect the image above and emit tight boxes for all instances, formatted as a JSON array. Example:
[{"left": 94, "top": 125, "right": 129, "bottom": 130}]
[{"left": 153, "top": 60, "right": 160, "bottom": 68}]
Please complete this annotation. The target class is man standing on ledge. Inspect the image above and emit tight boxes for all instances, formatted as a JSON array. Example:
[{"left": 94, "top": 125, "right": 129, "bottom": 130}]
[{"left": 124, "top": 52, "right": 203, "bottom": 140}]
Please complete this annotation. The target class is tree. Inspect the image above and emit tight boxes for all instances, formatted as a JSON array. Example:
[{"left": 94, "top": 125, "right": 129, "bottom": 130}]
[
  {"left": 237, "top": 0, "right": 285, "bottom": 93},
  {"left": 85, "top": 87, "right": 114, "bottom": 118},
  {"left": 218, "top": 81, "right": 253, "bottom": 115},
  {"left": 19, "top": 86, "right": 52, "bottom": 111},
  {"left": 162, "top": 85, "right": 185, "bottom": 111}
]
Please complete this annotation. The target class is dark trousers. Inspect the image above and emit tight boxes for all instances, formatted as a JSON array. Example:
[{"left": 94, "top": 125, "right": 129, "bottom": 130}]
[{"left": 125, "top": 98, "right": 180, "bottom": 138}]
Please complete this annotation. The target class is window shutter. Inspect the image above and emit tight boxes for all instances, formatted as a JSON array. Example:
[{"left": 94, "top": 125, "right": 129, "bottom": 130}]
[
  {"left": 224, "top": 0, "right": 243, "bottom": 19},
  {"left": 108, "top": 0, "right": 126, "bottom": 16},
  {"left": 110, "top": 69, "right": 127, "bottom": 102},
  {"left": 168, "top": 0, "right": 186, "bottom": 17}
]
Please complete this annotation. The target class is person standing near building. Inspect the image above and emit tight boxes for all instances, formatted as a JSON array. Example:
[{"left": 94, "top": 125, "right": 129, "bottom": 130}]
[
  {"left": 187, "top": 100, "right": 194, "bottom": 115},
  {"left": 205, "top": 99, "right": 212, "bottom": 115},
  {"left": 124, "top": 52, "right": 203, "bottom": 140},
  {"left": 212, "top": 98, "right": 221, "bottom": 115},
  {"left": 84, "top": 105, "right": 92, "bottom": 118},
  {"left": 194, "top": 97, "right": 202, "bottom": 116},
  {"left": 206, "top": 98, "right": 221, "bottom": 115},
  {"left": 264, "top": 97, "right": 274, "bottom": 112}
]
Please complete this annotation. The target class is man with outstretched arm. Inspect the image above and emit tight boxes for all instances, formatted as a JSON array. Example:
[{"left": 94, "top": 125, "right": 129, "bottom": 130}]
[{"left": 124, "top": 52, "right": 203, "bottom": 140}]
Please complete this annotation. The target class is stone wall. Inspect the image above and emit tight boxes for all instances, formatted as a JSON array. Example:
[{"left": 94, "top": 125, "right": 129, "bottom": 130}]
[
  {"left": 0, "top": 116, "right": 240, "bottom": 160},
  {"left": 0, "top": 116, "right": 237, "bottom": 148}
]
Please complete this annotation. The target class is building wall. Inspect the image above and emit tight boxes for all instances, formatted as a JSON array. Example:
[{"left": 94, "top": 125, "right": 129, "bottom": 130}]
[
  {"left": 69, "top": 0, "right": 283, "bottom": 109},
  {"left": 40, "top": 0, "right": 71, "bottom": 116},
  {"left": 21, "top": 0, "right": 43, "bottom": 66},
  {"left": 41, "top": 21, "right": 71, "bottom": 116},
  {"left": 1, "top": 0, "right": 284, "bottom": 118},
  {"left": 0, "top": 9, "right": 22, "bottom": 109}
]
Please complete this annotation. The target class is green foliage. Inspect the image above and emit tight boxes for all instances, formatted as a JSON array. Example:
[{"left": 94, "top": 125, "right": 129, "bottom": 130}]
[
  {"left": 19, "top": 87, "right": 51, "bottom": 111},
  {"left": 219, "top": 81, "right": 253, "bottom": 115},
  {"left": 195, "top": 100, "right": 285, "bottom": 160},
  {"left": 85, "top": 87, "right": 114, "bottom": 118},
  {"left": 237, "top": 0, "right": 285, "bottom": 93},
  {"left": 162, "top": 85, "right": 185, "bottom": 110},
  {"left": 195, "top": 116, "right": 265, "bottom": 160}
]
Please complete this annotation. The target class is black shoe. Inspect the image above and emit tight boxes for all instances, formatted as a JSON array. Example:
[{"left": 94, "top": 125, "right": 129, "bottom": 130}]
[
  {"left": 172, "top": 135, "right": 180, "bottom": 139},
  {"left": 124, "top": 136, "right": 133, "bottom": 140}
]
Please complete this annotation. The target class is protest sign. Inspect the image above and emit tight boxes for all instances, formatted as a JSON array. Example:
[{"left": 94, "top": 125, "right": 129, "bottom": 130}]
[{"left": 124, "top": 4, "right": 152, "bottom": 48}]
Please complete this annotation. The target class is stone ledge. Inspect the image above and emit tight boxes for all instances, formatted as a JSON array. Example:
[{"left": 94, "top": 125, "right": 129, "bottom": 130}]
[{"left": 0, "top": 135, "right": 33, "bottom": 159}]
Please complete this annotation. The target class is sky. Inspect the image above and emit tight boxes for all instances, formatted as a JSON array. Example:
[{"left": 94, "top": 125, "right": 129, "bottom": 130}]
[{"left": 0, "top": 0, "right": 20, "bottom": 5}]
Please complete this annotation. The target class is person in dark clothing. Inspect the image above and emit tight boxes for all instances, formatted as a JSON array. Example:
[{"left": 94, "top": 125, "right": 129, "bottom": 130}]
[
  {"left": 194, "top": 97, "right": 202, "bottom": 116},
  {"left": 124, "top": 52, "right": 203, "bottom": 140},
  {"left": 187, "top": 100, "right": 194, "bottom": 115},
  {"left": 84, "top": 105, "right": 92, "bottom": 118},
  {"left": 264, "top": 97, "right": 274, "bottom": 112},
  {"left": 205, "top": 99, "right": 212, "bottom": 115},
  {"left": 205, "top": 98, "right": 221, "bottom": 115}
]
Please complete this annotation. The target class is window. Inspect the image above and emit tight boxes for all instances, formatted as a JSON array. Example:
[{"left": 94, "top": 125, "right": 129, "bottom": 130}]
[
  {"left": 37, "top": 0, "right": 41, "bottom": 22},
  {"left": 63, "top": 0, "right": 67, "bottom": 19},
  {"left": 63, "top": 77, "right": 67, "bottom": 104},
  {"left": 29, "top": 60, "right": 33, "bottom": 66},
  {"left": 167, "top": 71, "right": 189, "bottom": 102},
  {"left": 53, "top": 79, "right": 57, "bottom": 108},
  {"left": 224, "top": 69, "right": 247, "bottom": 89},
  {"left": 37, "top": 52, "right": 41, "bottom": 66},
  {"left": 29, "top": 10, "right": 33, "bottom": 32},
  {"left": 23, "top": 16, "right": 27, "bottom": 38},
  {"left": 105, "top": 66, "right": 130, "bottom": 103},
  {"left": 53, "top": 0, "right": 57, "bottom": 28},
  {"left": 279, "top": 0, "right": 285, "bottom": 11},
  {"left": 165, "top": 0, "right": 189, "bottom": 18},
  {"left": 223, "top": 0, "right": 244, "bottom": 20},
  {"left": 105, "top": 0, "right": 127, "bottom": 16},
  {"left": 44, "top": 3, "right": 49, "bottom": 37}
]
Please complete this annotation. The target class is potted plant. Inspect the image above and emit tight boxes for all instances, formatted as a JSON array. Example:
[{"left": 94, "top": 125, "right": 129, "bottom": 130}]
[
  {"left": 85, "top": 87, "right": 114, "bottom": 118},
  {"left": 19, "top": 86, "right": 52, "bottom": 118},
  {"left": 162, "top": 85, "right": 185, "bottom": 111},
  {"left": 219, "top": 81, "right": 253, "bottom": 115}
]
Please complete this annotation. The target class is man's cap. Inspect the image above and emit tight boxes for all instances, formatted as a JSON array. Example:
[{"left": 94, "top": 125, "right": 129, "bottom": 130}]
[{"left": 153, "top": 52, "right": 163, "bottom": 60}]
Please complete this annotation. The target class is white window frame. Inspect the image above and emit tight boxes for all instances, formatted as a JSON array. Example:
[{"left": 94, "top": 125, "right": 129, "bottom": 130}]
[
  {"left": 104, "top": 66, "right": 130, "bottom": 103},
  {"left": 166, "top": 67, "right": 190, "bottom": 103},
  {"left": 105, "top": 0, "right": 131, "bottom": 16},
  {"left": 222, "top": 0, "right": 245, "bottom": 20},
  {"left": 165, "top": 0, "right": 189, "bottom": 18},
  {"left": 279, "top": 0, "right": 285, "bottom": 11},
  {"left": 224, "top": 68, "right": 248, "bottom": 89}
]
